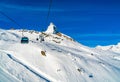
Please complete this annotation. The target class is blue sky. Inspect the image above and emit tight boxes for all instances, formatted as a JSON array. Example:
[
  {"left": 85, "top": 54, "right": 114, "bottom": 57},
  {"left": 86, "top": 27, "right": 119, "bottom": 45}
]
[{"left": 0, "top": 0, "right": 120, "bottom": 47}]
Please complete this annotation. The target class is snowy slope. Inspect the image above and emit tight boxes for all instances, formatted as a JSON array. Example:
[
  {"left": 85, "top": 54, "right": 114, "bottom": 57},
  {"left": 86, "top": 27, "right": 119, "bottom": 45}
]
[
  {"left": 0, "top": 23, "right": 120, "bottom": 82},
  {"left": 96, "top": 43, "right": 120, "bottom": 53},
  {"left": 0, "top": 67, "right": 20, "bottom": 82}
]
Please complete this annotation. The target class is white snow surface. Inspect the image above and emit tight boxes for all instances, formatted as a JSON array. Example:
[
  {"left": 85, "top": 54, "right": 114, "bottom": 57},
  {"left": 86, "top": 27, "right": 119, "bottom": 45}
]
[
  {"left": 96, "top": 43, "right": 120, "bottom": 53},
  {"left": 45, "top": 22, "right": 57, "bottom": 34},
  {"left": 0, "top": 26, "right": 120, "bottom": 82}
]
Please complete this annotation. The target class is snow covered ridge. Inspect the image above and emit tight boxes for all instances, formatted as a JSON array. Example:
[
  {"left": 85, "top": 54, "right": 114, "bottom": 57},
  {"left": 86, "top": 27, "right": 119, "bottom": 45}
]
[
  {"left": 45, "top": 22, "right": 58, "bottom": 34},
  {"left": 0, "top": 23, "right": 120, "bottom": 82},
  {"left": 96, "top": 43, "right": 120, "bottom": 53}
]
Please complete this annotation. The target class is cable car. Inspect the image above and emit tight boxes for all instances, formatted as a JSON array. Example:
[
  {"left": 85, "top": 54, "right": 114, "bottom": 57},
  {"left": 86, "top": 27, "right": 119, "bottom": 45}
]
[{"left": 21, "top": 37, "right": 29, "bottom": 44}]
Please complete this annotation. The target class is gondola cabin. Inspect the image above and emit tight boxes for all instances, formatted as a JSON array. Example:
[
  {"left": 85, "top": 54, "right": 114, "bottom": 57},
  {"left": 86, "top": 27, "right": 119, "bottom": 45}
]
[{"left": 21, "top": 37, "right": 29, "bottom": 44}]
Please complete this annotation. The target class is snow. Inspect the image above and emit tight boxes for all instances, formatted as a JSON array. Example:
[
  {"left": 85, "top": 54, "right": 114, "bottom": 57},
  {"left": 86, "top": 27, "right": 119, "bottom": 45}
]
[
  {"left": 0, "top": 67, "right": 20, "bottom": 82},
  {"left": 0, "top": 23, "right": 120, "bottom": 82},
  {"left": 45, "top": 22, "right": 58, "bottom": 34},
  {"left": 96, "top": 43, "right": 120, "bottom": 53}
]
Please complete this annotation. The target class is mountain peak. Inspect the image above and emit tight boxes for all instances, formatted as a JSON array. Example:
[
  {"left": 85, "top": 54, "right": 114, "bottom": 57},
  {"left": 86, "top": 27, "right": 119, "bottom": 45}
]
[{"left": 45, "top": 22, "right": 58, "bottom": 34}]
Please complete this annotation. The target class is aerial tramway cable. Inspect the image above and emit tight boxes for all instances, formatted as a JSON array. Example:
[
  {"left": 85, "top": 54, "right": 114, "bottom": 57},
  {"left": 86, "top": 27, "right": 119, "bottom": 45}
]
[
  {"left": 0, "top": 11, "right": 22, "bottom": 27},
  {"left": 38, "top": 0, "right": 53, "bottom": 42},
  {"left": 46, "top": 0, "right": 52, "bottom": 24},
  {"left": 41, "top": 0, "right": 52, "bottom": 32},
  {"left": 0, "top": 11, "right": 29, "bottom": 43},
  {"left": 0, "top": 11, "right": 24, "bottom": 36}
]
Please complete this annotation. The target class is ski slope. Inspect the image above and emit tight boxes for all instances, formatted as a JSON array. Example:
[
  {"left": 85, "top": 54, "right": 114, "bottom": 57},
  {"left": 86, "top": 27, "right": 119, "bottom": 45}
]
[
  {"left": 0, "top": 67, "right": 20, "bottom": 82},
  {"left": 0, "top": 23, "right": 120, "bottom": 82}
]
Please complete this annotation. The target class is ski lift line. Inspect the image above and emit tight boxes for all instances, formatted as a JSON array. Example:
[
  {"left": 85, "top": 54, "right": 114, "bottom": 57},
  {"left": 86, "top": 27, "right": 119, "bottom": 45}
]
[
  {"left": 46, "top": 0, "right": 52, "bottom": 24},
  {"left": 41, "top": 0, "right": 52, "bottom": 32},
  {"left": 0, "top": 11, "right": 22, "bottom": 28},
  {"left": 0, "top": 11, "right": 25, "bottom": 37}
]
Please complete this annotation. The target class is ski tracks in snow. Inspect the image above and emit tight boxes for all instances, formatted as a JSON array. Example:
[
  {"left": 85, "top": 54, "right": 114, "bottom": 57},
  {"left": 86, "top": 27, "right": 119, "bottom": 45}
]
[{"left": 1, "top": 50, "right": 58, "bottom": 82}]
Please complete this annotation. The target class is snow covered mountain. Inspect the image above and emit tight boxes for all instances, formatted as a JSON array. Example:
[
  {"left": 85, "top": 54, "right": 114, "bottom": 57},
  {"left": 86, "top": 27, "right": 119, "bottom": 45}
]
[
  {"left": 96, "top": 43, "right": 120, "bottom": 53},
  {"left": 0, "top": 23, "right": 120, "bottom": 82}
]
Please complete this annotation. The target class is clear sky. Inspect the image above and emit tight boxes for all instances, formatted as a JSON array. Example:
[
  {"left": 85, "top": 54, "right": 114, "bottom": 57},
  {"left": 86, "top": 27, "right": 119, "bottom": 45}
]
[{"left": 0, "top": 0, "right": 120, "bottom": 47}]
